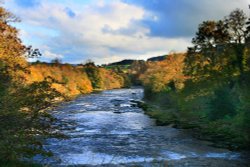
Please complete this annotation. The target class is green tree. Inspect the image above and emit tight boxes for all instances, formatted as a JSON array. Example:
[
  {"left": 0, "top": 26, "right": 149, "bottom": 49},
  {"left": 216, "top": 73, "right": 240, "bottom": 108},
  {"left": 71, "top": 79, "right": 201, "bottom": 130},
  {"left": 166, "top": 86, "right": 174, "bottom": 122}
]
[
  {"left": 191, "top": 20, "right": 230, "bottom": 52},
  {"left": 51, "top": 57, "right": 62, "bottom": 64},
  {"left": 246, "top": 18, "right": 250, "bottom": 41},
  {"left": 225, "top": 9, "right": 247, "bottom": 44},
  {"left": 186, "top": 10, "right": 248, "bottom": 79},
  {"left": 84, "top": 61, "right": 103, "bottom": 89}
]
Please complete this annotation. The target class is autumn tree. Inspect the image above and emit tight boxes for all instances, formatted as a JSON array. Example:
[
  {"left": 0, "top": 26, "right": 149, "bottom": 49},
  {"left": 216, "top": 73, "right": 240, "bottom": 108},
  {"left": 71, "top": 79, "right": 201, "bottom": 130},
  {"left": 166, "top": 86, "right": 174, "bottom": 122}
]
[
  {"left": 0, "top": 5, "right": 27, "bottom": 112},
  {"left": 141, "top": 53, "right": 186, "bottom": 97},
  {"left": 0, "top": 5, "right": 61, "bottom": 163},
  {"left": 0, "top": 6, "right": 27, "bottom": 84}
]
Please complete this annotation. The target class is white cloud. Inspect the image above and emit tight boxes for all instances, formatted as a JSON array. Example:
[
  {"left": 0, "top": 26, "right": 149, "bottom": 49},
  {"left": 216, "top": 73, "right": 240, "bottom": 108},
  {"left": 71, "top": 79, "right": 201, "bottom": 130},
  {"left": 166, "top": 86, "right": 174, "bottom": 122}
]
[
  {"left": 5, "top": 0, "right": 193, "bottom": 64},
  {"left": 43, "top": 50, "right": 63, "bottom": 59}
]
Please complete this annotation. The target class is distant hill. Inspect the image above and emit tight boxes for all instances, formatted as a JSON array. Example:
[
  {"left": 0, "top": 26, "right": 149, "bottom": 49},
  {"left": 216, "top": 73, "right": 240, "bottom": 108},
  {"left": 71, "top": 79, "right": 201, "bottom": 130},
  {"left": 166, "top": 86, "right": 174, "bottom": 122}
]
[
  {"left": 147, "top": 55, "right": 167, "bottom": 62},
  {"left": 107, "top": 59, "right": 138, "bottom": 66},
  {"left": 105, "top": 55, "right": 167, "bottom": 66}
]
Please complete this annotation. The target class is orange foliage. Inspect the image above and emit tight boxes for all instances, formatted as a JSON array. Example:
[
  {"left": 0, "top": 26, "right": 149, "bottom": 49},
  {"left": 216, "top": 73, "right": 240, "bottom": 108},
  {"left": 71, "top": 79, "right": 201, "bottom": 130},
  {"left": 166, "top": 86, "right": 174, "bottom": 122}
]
[
  {"left": 0, "top": 6, "right": 27, "bottom": 82},
  {"left": 25, "top": 63, "right": 126, "bottom": 98},
  {"left": 99, "top": 68, "right": 124, "bottom": 89},
  {"left": 25, "top": 64, "right": 93, "bottom": 97},
  {"left": 140, "top": 53, "right": 187, "bottom": 92}
]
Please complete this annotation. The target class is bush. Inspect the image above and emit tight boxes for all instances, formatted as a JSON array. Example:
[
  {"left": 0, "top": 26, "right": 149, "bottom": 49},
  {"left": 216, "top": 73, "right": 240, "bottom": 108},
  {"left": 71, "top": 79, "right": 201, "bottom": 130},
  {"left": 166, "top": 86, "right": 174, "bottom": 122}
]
[{"left": 208, "top": 86, "right": 237, "bottom": 121}]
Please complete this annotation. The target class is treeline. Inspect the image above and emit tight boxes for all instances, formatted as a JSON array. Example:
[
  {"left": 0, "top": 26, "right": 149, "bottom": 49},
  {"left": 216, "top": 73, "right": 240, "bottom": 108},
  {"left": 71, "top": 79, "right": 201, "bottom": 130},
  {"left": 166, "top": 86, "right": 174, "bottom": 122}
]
[
  {"left": 135, "top": 9, "right": 250, "bottom": 149},
  {"left": 26, "top": 61, "right": 128, "bottom": 99},
  {"left": 0, "top": 5, "right": 128, "bottom": 165}
]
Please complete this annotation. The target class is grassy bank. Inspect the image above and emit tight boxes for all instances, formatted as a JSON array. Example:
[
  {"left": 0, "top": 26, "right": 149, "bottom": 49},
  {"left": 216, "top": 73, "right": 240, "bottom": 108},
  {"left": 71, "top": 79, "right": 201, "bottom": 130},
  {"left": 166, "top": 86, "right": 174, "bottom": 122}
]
[
  {"left": 0, "top": 161, "right": 42, "bottom": 167},
  {"left": 138, "top": 94, "right": 250, "bottom": 150}
]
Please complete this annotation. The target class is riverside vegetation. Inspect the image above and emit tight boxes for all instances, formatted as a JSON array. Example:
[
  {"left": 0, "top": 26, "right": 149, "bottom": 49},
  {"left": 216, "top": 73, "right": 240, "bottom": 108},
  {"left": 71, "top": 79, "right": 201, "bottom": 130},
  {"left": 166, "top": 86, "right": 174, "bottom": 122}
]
[
  {"left": 1, "top": 4, "right": 250, "bottom": 166},
  {"left": 133, "top": 9, "right": 250, "bottom": 150}
]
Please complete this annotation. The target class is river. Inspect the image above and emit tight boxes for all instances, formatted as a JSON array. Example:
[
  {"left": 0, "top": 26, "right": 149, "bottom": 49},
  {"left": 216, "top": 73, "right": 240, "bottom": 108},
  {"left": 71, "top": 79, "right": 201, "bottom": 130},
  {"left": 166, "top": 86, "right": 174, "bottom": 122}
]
[{"left": 36, "top": 88, "right": 249, "bottom": 166}]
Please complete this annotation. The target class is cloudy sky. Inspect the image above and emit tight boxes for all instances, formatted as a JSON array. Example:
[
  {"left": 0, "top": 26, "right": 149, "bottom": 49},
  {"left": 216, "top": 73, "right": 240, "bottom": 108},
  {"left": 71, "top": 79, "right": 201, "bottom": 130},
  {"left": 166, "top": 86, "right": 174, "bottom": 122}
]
[{"left": 4, "top": 0, "right": 249, "bottom": 64}]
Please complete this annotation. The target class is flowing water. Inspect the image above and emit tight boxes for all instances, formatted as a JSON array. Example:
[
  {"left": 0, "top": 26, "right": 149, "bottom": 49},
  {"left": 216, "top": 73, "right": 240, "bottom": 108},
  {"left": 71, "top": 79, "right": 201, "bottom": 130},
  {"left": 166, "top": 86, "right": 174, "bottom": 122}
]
[{"left": 36, "top": 88, "right": 249, "bottom": 166}]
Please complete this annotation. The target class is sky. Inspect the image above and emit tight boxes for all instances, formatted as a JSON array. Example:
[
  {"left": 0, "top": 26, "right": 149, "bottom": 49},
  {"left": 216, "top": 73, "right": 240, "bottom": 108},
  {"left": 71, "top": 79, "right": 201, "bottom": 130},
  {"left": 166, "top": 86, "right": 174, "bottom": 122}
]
[{"left": 4, "top": 0, "right": 250, "bottom": 64}]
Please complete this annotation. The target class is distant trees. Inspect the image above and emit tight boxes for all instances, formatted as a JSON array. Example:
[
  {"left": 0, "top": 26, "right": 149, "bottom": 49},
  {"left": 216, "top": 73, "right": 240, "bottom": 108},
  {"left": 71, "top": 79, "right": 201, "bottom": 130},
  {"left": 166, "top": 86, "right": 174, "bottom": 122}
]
[
  {"left": 129, "top": 60, "right": 147, "bottom": 85},
  {"left": 84, "top": 59, "right": 95, "bottom": 66},
  {"left": 51, "top": 57, "right": 62, "bottom": 64},
  {"left": 83, "top": 61, "right": 103, "bottom": 89},
  {"left": 27, "top": 63, "right": 93, "bottom": 96},
  {"left": 140, "top": 53, "right": 185, "bottom": 97}
]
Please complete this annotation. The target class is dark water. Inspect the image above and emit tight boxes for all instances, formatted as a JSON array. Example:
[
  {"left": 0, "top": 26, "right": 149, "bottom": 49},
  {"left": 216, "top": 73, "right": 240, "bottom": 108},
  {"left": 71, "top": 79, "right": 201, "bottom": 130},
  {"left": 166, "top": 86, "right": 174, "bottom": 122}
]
[{"left": 36, "top": 88, "right": 249, "bottom": 166}]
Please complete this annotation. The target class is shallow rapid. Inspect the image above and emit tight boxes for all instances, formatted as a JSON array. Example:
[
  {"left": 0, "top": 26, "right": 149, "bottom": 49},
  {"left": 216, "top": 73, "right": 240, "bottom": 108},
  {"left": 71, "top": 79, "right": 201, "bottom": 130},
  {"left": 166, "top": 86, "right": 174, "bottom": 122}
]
[{"left": 36, "top": 88, "right": 249, "bottom": 166}]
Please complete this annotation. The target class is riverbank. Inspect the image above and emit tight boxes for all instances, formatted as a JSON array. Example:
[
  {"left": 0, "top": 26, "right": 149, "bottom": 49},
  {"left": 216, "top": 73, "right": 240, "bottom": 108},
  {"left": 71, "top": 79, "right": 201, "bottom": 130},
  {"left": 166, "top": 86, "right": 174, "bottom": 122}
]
[
  {"left": 0, "top": 160, "right": 42, "bottom": 167},
  {"left": 33, "top": 88, "right": 249, "bottom": 166},
  {"left": 1, "top": 75, "right": 130, "bottom": 166},
  {"left": 137, "top": 99, "right": 250, "bottom": 151}
]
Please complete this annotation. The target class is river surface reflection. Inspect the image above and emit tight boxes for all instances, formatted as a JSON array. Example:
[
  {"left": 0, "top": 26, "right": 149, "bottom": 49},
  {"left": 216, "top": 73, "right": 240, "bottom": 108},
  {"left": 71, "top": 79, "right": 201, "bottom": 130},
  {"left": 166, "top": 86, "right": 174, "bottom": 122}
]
[{"left": 36, "top": 88, "right": 249, "bottom": 166}]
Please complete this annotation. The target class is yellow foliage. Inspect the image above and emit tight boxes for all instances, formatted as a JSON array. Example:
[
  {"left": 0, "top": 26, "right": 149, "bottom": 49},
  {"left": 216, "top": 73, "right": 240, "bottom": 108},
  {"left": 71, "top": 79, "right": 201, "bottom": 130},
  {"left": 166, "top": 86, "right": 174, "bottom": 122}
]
[
  {"left": 25, "top": 63, "right": 126, "bottom": 98},
  {"left": 99, "top": 68, "right": 124, "bottom": 90},
  {"left": 0, "top": 7, "right": 27, "bottom": 83},
  {"left": 25, "top": 64, "right": 93, "bottom": 97},
  {"left": 140, "top": 53, "right": 186, "bottom": 92}
]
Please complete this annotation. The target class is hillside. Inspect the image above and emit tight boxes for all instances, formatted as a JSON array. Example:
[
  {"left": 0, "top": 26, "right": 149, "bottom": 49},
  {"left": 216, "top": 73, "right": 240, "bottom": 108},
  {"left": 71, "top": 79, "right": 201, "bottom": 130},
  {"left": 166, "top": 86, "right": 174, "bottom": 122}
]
[
  {"left": 25, "top": 63, "right": 127, "bottom": 98},
  {"left": 147, "top": 55, "right": 167, "bottom": 62},
  {"left": 107, "top": 59, "right": 138, "bottom": 66}
]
